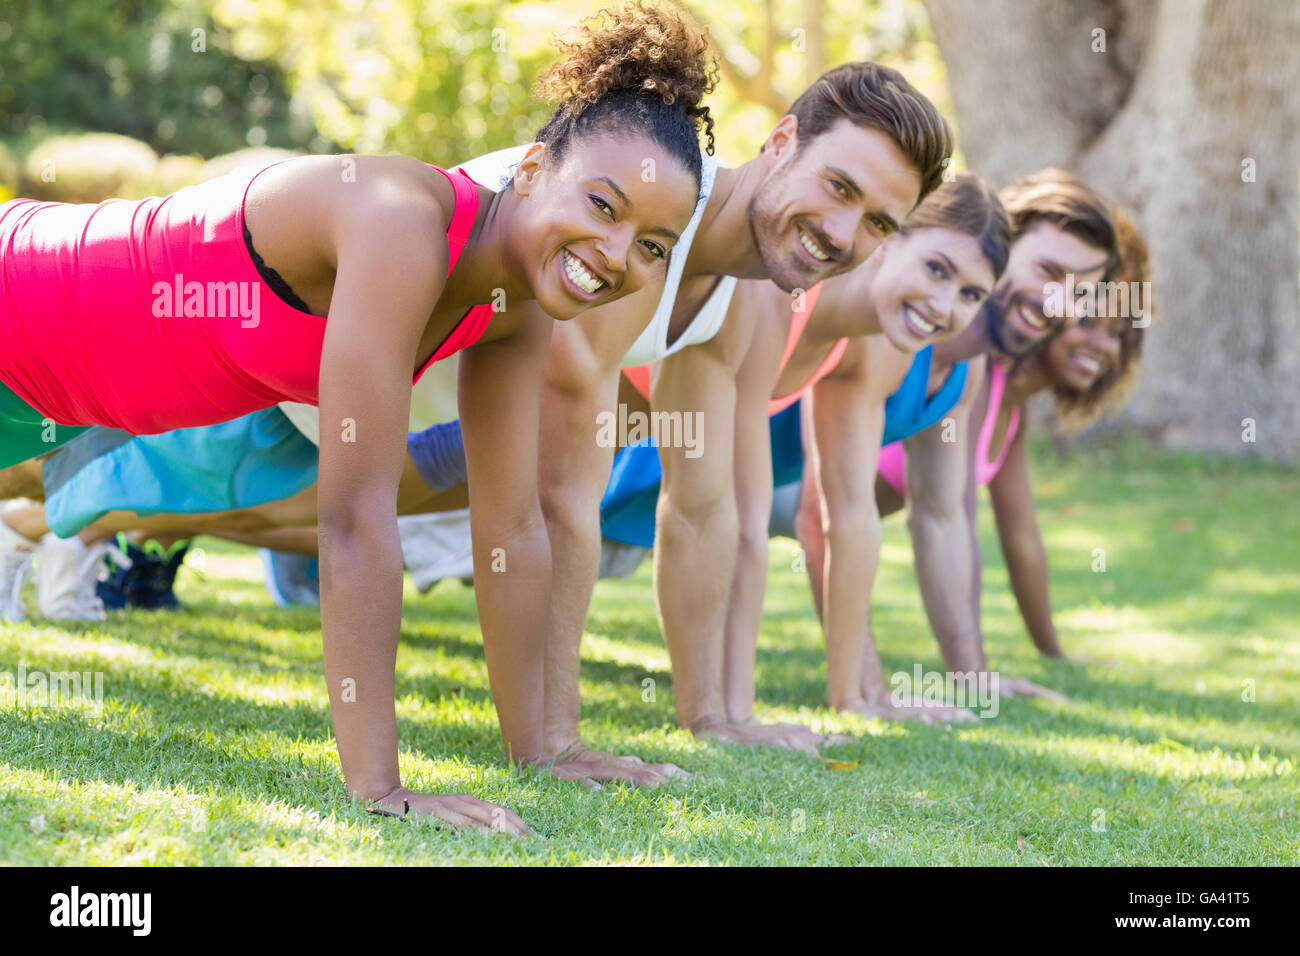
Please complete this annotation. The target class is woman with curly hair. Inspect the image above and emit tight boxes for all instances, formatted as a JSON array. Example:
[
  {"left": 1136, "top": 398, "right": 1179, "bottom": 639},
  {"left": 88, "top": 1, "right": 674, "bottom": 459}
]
[{"left": 0, "top": 1, "right": 717, "bottom": 831}]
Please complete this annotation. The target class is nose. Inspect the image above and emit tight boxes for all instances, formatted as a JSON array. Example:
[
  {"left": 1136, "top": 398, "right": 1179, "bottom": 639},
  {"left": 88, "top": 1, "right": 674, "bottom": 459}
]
[
  {"left": 824, "top": 210, "right": 859, "bottom": 257},
  {"left": 594, "top": 224, "right": 634, "bottom": 275},
  {"left": 928, "top": 283, "right": 957, "bottom": 324}
]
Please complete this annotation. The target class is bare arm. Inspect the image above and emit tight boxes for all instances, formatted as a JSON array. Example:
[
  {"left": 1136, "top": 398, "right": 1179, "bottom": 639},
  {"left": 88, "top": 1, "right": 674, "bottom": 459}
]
[
  {"left": 987, "top": 418, "right": 1064, "bottom": 657},
  {"left": 652, "top": 292, "right": 754, "bottom": 734},
  {"left": 316, "top": 185, "right": 525, "bottom": 832},
  {"left": 457, "top": 304, "right": 555, "bottom": 769},
  {"left": 720, "top": 299, "right": 785, "bottom": 724},
  {"left": 903, "top": 361, "right": 986, "bottom": 673},
  {"left": 805, "top": 340, "right": 887, "bottom": 709}
]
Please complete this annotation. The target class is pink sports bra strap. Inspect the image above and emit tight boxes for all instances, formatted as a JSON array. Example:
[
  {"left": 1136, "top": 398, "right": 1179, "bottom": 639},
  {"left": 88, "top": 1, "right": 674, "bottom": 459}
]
[
  {"left": 779, "top": 283, "right": 824, "bottom": 372},
  {"left": 432, "top": 166, "right": 481, "bottom": 275},
  {"left": 975, "top": 359, "right": 1021, "bottom": 485}
]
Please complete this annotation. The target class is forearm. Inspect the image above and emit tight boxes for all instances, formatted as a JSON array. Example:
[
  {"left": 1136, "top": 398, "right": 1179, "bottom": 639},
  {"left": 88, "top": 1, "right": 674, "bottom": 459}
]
[
  {"left": 908, "top": 509, "right": 986, "bottom": 672},
  {"left": 471, "top": 522, "right": 550, "bottom": 765},
  {"left": 823, "top": 516, "right": 883, "bottom": 707},
  {"left": 794, "top": 477, "right": 828, "bottom": 625},
  {"left": 538, "top": 497, "right": 603, "bottom": 756},
  {"left": 654, "top": 502, "right": 737, "bottom": 731},
  {"left": 1003, "top": 538, "right": 1062, "bottom": 656},
  {"left": 721, "top": 526, "right": 769, "bottom": 722},
  {"left": 318, "top": 518, "right": 405, "bottom": 802}
]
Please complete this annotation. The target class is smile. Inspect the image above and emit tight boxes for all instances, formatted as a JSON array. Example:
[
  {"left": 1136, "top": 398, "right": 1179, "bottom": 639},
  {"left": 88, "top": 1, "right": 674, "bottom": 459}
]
[
  {"left": 797, "top": 227, "right": 832, "bottom": 263},
  {"left": 1072, "top": 351, "right": 1102, "bottom": 375},
  {"left": 562, "top": 248, "right": 607, "bottom": 296},
  {"left": 903, "top": 304, "right": 938, "bottom": 337},
  {"left": 1017, "top": 300, "right": 1048, "bottom": 332}
]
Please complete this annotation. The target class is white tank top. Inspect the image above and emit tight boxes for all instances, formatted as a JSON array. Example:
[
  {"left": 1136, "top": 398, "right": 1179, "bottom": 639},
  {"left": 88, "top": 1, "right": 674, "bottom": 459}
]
[{"left": 452, "top": 145, "right": 734, "bottom": 367}]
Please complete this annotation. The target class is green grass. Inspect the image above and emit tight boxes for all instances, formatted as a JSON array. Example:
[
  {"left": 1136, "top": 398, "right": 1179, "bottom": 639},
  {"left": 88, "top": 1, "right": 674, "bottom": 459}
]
[{"left": 2, "top": 435, "right": 1297, "bottom": 865}]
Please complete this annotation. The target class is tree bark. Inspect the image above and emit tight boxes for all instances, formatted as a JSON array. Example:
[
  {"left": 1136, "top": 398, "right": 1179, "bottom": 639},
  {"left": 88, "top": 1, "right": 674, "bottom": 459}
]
[{"left": 924, "top": 0, "right": 1300, "bottom": 460}]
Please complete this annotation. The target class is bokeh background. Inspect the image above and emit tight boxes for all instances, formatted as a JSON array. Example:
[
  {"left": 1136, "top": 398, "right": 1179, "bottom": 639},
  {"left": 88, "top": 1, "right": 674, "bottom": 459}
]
[{"left": 2, "top": 0, "right": 1296, "bottom": 459}]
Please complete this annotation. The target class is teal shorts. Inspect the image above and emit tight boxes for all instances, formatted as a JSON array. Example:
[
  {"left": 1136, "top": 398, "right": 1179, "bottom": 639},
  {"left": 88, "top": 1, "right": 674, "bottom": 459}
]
[{"left": 0, "top": 378, "right": 90, "bottom": 470}]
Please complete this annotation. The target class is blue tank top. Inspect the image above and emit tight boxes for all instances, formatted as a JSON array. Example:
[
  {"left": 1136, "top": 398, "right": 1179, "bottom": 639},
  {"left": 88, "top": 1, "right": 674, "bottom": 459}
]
[{"left": 599, "top": 347, "right": 970, "bottom": 548}]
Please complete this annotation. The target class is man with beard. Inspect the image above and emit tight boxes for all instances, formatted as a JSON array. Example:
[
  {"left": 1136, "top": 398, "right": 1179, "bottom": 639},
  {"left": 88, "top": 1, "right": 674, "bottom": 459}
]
[
  {"left": 791, "top": 169, "right": 1123, "bottom": 702},
  {"left": 6, "top": 61, "right": 953, "bottom": 785}
]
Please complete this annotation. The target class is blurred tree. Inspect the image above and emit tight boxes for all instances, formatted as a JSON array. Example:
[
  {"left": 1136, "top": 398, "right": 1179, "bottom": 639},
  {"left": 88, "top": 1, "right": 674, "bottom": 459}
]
[
  {"left": 924, "top": 0, "right": 1300, "bottom": 461},
  {"left": 0, "top": 0, "right": 318, "bottom": 156}
]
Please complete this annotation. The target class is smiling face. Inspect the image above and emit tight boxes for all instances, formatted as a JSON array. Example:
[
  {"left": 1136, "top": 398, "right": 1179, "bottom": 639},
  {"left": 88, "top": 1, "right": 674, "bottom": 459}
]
[
  {"left": 985, "top": 221, "right": 1111, "bottom": 358},
  {"left": 1040, "top": 312, "right": 1124, "bottom": 391},
  {"left": 511, "top": 134, "right": 699, "bottom": 320},
  {"left": 747, "top": 117, "right": 921, "bottom": 293},
  {"left": 870, "top": 228, "right": 995, "bottom": 354}
]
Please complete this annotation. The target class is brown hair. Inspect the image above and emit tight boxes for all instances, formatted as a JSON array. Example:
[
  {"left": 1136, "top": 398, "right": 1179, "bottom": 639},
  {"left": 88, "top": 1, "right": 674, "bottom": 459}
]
[
  {"left": 901, "top": 171, "right": 1011, "bottom": 277},
  {"left": 1000, "top": 168, "right": 1120, "bottom": 280},
  {"left": 534, "top": 1, "right": 718, "bottom": 183},
  {"left": 784, "top": 62, "right": 954, "bottom": 201},
  {"left": 1048, "top": 205, "right": 1153, "bottom": 434}
]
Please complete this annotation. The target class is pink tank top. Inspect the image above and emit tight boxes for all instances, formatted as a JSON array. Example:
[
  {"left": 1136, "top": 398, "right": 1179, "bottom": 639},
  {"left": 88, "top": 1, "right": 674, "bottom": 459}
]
[
  {"left": 622, "top": 282, "right": 848, "bottom": 413},
  {"left": 0, "top": 161, "right": 492, "bottom": 432},
  {"left": 876, "top": 357, "right": 1020, "bottom": 495}
]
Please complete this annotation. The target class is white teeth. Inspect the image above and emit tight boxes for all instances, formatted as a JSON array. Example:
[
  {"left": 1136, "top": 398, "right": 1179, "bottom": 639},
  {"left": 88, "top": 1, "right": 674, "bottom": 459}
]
[
  {"left": 904, "top": 305, "right": 936, "bottom": 336},
  {"left": 1018, "top": 303, "right": 1047, "bottom": 331},
  {"left": 563, "top": 249, "right": 605, "bottom": 294},
  {"left": 1074, "top": 353, "right": 1101, "bottom": 373},
  {"left": 799, "top": 229, "right": 831, "bottom": 262}
]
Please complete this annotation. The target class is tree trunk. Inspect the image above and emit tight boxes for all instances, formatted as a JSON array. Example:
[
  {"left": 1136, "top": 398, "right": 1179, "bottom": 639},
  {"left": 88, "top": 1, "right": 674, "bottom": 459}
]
[{"left": 923, "top": 0, "right": 1300, "bottom": 461}]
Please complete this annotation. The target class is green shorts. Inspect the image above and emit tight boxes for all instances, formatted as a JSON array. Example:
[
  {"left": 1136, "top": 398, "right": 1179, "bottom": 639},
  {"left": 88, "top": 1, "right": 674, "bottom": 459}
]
[{"left": 0, "top": 378, "right": 90, "bottom": 470}]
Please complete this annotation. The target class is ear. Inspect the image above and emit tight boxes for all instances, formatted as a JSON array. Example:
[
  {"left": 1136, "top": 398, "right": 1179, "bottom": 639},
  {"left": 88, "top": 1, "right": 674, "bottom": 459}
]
[
  {"left": 512, "top": 142, "right": 547, "bottom": 197},
  {"left": 762, "top": 114, "right": 800, "bottom": 166}
]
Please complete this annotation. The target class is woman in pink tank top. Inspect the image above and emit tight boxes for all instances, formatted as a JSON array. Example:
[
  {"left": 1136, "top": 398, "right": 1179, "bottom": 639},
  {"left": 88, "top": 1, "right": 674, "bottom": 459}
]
[{"left": 0, "top": 5, "right": 718, "bottom": 831}]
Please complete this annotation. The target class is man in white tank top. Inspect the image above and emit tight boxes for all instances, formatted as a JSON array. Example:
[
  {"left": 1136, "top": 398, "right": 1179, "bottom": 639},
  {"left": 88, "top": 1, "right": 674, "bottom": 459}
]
[{"left": 454, "top": 63, "right": 953, "bottom": 783}]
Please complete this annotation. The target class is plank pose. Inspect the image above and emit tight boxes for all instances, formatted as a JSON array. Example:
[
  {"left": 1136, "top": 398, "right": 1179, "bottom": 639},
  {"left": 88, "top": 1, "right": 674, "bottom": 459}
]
[
  {"left": 0, "top": 2, "right": 716, "bottom": 830},
  {"left": 2, "top": 54, "right": 954, "bottom": 785},
  {"left": 790, "top": 187, "right": 1149, "bottom": 671},
  {"left": 792, "top": 170, "right": 1150, "bottom": 691}
]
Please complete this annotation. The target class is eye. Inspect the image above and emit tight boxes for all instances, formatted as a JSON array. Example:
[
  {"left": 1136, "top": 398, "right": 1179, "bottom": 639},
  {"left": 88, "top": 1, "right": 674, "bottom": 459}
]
[
  {"left": 829, "top": 179, "right": 847, "bottom": 196},
  {"left": 926, "top": 260, "right": 946, "bottom": 279},
  {"left": 641, "top": 239, "right": 666, "bottom": 259},
  {"left": 961, "top": 287, "right": 984, "bottom": 304},
  {"left": 589, "top": 195, "right": 613, "bottom": 218},
  {"left": 868, "top": 216, "right": 888, "bottom": 234},
  {"left": 1079, "top": 314, "right": 1096, "bottom": 328}
]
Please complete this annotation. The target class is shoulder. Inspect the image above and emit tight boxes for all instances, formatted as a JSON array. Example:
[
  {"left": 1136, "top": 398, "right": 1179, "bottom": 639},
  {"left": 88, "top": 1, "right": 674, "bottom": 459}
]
[{"left": 274, "top": 155, "right": 453, "bottom": 251}]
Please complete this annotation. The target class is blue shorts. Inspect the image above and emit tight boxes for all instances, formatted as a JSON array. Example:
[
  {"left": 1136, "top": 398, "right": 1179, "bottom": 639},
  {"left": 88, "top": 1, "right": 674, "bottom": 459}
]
[{"left": 42, "top": 407, "right": 318, "bottom": 538}]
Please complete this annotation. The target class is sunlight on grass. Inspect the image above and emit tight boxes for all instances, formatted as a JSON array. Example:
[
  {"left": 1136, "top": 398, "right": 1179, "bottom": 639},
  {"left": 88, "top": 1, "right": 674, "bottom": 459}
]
[{"left": 1, "top": 439, "right": 1296, "bottom": 865}]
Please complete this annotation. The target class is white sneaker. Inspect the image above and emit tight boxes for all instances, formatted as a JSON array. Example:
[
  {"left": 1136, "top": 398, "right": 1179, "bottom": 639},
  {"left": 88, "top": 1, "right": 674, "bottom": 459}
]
[
  {"left": 35, "top": 534, "right": 123, "bottom": 621},
  {"left": 0, "top": 519, "right": 38, "bottom": 623}
]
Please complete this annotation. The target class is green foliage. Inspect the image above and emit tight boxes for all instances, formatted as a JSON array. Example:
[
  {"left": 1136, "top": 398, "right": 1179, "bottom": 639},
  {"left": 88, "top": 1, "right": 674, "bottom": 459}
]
[
  {"left": 209, "top": 0, "right": 564, "bottom": 164},
  {"left": 0, "top": 0, "right": 319, "bottom": 157}
]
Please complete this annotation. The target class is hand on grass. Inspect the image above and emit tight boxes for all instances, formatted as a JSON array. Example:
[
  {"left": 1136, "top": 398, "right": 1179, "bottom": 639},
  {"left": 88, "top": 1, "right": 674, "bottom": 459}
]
[
  {"left": 542, "top": 742, "right": 692, "bottom": 787},
  {"left": 841, "top": 696, "right": 976, "bottom": 724},
  {"left": 694, "top": 718, "right": 822, "bottom": 755},
  {"left": 997, "top": 676, "right": 1069, "bottom": 702},
  {"left": 369, "top": 786, "right": 531, "bottom": 836}
]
